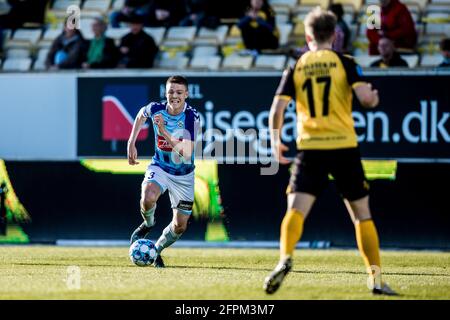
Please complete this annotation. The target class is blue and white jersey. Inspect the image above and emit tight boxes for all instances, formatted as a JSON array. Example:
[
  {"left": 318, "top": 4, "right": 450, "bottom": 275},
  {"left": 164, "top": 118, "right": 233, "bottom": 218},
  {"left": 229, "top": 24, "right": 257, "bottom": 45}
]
[{"left": 143, "top": 101, "right": 200, "bottom": 176}]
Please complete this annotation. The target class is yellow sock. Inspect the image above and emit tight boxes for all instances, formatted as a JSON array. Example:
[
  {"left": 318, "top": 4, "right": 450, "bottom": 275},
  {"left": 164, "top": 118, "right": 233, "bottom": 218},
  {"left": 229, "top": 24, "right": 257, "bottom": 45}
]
[
  {"left": 355, "top": 219, "right": 382, "bottom": 284},
  {"left": 280, "top": 208, "right": 304, "bottom": 259}
]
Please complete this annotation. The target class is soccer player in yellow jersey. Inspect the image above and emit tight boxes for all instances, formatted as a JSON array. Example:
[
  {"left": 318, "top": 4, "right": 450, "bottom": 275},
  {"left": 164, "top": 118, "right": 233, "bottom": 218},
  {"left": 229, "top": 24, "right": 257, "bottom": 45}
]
[{"left": 263, "top": 7, "right": 397, "bottom": 296}]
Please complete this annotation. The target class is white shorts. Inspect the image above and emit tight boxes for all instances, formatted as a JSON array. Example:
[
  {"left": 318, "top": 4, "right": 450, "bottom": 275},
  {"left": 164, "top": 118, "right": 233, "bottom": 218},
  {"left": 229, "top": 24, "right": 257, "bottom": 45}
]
[{"left": 142, "top": 165, "right": 195, "bottom": 214}]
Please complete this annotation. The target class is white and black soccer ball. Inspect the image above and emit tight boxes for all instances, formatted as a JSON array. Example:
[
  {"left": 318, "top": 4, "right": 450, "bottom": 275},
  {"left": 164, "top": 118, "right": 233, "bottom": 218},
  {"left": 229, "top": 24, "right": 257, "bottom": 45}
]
[{"left": 129, "top": 239, "right": 158, "bottom": 266}]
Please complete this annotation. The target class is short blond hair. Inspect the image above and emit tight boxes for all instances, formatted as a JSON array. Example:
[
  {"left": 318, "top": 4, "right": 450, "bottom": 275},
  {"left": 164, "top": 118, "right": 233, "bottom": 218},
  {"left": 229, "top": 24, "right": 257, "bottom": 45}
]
[{"left": 304, "top": 6, "right": 337, "bottom": 44}]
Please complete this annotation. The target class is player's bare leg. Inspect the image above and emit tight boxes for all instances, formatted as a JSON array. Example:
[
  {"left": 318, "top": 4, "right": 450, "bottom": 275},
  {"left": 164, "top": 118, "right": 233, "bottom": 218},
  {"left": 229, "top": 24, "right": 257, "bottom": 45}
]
[
  {"left": 154, "top": 209, "right": 190, "bottom": 268},
  {"left": 345, "top": 196, "right": 398, "bottom": 296},
  {"left": 264, "top": 192, "right": 315, "bottom": 294},
  {"left": 130, "top": 183, "right": 161, "bottom": 244}
]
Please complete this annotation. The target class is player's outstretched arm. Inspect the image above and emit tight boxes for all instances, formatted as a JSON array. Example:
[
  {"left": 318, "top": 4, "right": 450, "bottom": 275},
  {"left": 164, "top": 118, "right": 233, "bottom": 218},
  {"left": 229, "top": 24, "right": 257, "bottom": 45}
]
[
  {"left": 354, "top": 83, "right": 379, "bottom": 109},
  {"left": 127, "top": 107, "right": 147, "bottom": 165},
  {"left": 269, "top": 96, "right": 291, "bottom": 165}
]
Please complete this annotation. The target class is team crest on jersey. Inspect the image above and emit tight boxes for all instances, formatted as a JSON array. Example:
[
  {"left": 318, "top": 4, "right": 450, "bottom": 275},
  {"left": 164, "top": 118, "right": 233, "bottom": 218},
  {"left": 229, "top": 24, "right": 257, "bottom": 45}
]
[{"left": 177, "top": 121, "right": 184, "bottom": 128}]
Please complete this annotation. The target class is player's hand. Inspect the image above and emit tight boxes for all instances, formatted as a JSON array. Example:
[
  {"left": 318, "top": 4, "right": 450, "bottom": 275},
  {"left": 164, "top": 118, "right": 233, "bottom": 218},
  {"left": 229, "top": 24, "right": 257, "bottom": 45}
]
[
  {"left": 273, "top": 141, "right": 291, "bottom": 165},
  {"left": 154, "top": 114, "right": 166, "bottom": 134},
  {"left": 127, "top": 143, "right": 139, "bottom": 165},
  {"left": 368, "top": 83, "right": 379, "bottom": 107}
]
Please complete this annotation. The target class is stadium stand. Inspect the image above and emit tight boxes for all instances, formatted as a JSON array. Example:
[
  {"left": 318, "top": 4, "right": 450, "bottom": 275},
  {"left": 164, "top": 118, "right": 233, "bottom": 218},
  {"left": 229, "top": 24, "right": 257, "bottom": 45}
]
[
  {"left": 402, "top": 54, "right": 420, "bottom": 66},
  {"left": 0, "top": 0, "right": 10, "bottom": 15},
  {"left": 195, "top": 25, "right": 228, "bottom": 45},
  {"left": 1, "top": 0, "right": 450, "bottom": 71},
  {"left": 49, "top": 0, "right": 82, "bottom": 19},
  {"left": 333, "top": 0, "right": 363, "bottom": 17},
  {"left": 143, "top": 27, "right": 166, "bottom": 46},
  {"left": 192, "top": 45, "right": 218, "bottom": 57},
  {"left": 224, "top": 24, "right": 243, "bottom": 46},
  {"left": 222, "top": 54, "right": 254, "bottom": 70},
  {"left": 39, "top": 29, "right": 62, "bottom": 48},
  {"left": 300, "top": 0, "right": 330, "bottom": 9},
  {"left": 79, "top": 17, "right": 96, "bottom": 39},
  {"left": 111, "top": 0, "right": 125, "bottom": 11},
  {"left": 5, "top": 29, "right": 42, "bottom": 49},
  {"left": 33, "top": 48, "right": 50, "bottom": 70},
  {"left": 278, "top": 23, "right": 294, "bottom": 46},
  {"left": 82, "top": 0, "right": 111, "bottom": 14},
  {"left": 189, "top": 55, "right": 222, "bottom": 70},
  {"left": 2, "top": 57, "right": 32, "bottom": 71},
  {"left": 5, "top": 48, "right": 31, "bottom": 59},
  {"left": 355, "top": 54, "right": 380, "bottom": 66},
  {"left": 155, "top": 56, "right": 189, "bottom": 69},
  {"left": 164, "top": 26, "right": 197, "bottom": 45},
  {"left": 254, "top": 54, "right": 288, "bottom": 70},
  {"left": 270, "top": 0, "right": 298, "bottom": 23},
  {"left": 52, "top": 0, "right": 82, "bottom": 11},
  {"left": 420, "top": 52, "right": 444, "bottom": 65}
]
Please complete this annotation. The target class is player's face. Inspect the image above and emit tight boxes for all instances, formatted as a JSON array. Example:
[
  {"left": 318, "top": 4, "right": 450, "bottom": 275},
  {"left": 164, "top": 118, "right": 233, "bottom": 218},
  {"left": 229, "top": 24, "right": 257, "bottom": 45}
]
[
  {"left": 378, "top": 38, "right": 394, "bottom": 58},
  {"left": 91, "top": 20, "right": 105, "bottom": 38},
  {"left": 251, "top": 0, "right": 263, "bottom": 10},
  {"left": 129, "top": 22, "right": 143, "bottom": 34},
  {"left": 166, "top": 82, "right": 188, "bottom": 110},
  {"left": 64, "top": 25, "right": 76, "bottom": 38}
]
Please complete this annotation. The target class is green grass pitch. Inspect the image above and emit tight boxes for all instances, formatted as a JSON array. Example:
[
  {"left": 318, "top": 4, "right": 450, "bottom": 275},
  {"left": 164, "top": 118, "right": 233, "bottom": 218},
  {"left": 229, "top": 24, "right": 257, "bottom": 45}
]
[{"left": 0, "top": 246, "right": 449, "bottom": 300}]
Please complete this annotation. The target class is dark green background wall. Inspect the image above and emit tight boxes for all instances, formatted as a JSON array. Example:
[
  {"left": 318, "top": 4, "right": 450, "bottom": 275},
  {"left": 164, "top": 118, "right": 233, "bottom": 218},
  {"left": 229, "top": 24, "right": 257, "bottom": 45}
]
[{"left": 5, "top": 161, "right": 450, "bottom": 249}]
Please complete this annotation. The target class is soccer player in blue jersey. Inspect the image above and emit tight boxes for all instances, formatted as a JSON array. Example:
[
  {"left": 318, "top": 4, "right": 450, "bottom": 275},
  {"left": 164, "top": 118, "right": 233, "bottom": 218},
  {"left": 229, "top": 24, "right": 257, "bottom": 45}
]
[{"left": 127, "top": 75, "right": 200, "bottom": 268}]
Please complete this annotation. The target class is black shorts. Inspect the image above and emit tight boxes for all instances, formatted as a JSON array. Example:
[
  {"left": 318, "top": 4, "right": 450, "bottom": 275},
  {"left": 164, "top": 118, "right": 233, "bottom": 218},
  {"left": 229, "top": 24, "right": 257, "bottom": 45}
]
[{"left": 287, "top": 147, "right": 369, "bottom": 201}]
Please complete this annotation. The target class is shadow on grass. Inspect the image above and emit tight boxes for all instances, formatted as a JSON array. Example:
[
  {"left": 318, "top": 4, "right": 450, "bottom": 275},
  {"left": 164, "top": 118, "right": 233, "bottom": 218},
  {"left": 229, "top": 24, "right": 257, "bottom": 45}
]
[{"left": 167, "top": 264, "right": 450, "bottom": 278}]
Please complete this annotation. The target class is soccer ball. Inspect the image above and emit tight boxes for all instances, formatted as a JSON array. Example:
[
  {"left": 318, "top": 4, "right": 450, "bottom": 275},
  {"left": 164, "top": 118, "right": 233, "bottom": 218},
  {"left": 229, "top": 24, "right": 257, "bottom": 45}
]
[{"left": 129, "top": 239, "right": 158, "bottom": 266}]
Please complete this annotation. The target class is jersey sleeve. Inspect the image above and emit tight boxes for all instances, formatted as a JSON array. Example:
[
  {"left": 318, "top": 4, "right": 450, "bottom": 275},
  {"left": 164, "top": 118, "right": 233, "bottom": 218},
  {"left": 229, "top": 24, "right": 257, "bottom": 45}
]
[
  {"left": 275, "top": 66, "right": 295, "bottom": 100},
  {"left": 142, "top": 102, "right": 165, "bottom": 118},
  {"left": 142, "top": 102, "right": 155, "bottom": 118},
  {"left": 341, "top": 54, "right": 366, "bottom": 89},
  {"left": 185, "top": 108, "right": 201, "bottom": 142}
]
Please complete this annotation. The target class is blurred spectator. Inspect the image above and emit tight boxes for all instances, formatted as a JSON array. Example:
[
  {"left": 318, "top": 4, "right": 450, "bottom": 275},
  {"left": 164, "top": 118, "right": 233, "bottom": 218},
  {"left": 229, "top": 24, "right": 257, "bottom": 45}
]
[
  {"left": 0, "top": 0, "right": 48, "bottom": 54},
  {"left": 332, "top": 27, "right": 346, "bottom": 53},
  {"left": 366, "top": 0, "right": 417, "bottom": 55},
  {"left": 329, "top": 3, "right": 351, "bottom": 53},
  {"left": 145, "top": 0, "right": 186, "bottom": 27},
  {"left": 118, "top": 14, "right": 158, "bottom": 68},
  {"left": 82, "top": 17, "right": 119, "bottom": 69},
  {"left": 370, "top": 37, "right": 408, "bottom": 67},
  {"left": 0, "top": 0, "right": 48, "bottom": 29},
  {"left": 45, "top": 20, "right": 87, "bottom": 70},
  {"left": 237, "top": 0, "right": 279, "bottom": 52},
  {"left": 213, "top": 0, "right": 247, "bottom": 20},
  {"left": 110, "top": 0, "right": 152, "bottom": 28},
  {"left": 438, "top": 38, "right": 450, "bottom": 68},
  {"left": 179, "top": 0, "right": 219, "bottom": 29}
]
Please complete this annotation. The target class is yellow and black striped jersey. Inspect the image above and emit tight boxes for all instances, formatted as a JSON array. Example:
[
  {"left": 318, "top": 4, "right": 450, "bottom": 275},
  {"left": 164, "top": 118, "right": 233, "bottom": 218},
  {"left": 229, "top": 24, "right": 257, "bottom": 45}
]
[{"left": 276, "top": 49, "right": 366, "bottom": 150}]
